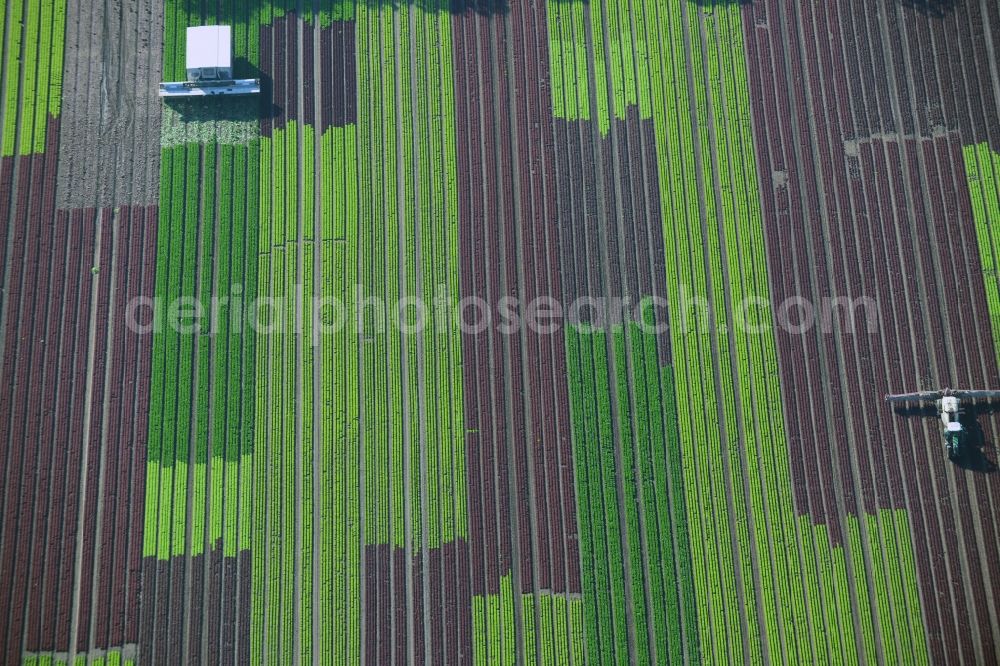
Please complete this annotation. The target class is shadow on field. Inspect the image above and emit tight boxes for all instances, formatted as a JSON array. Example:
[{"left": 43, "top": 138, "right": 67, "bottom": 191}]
[
  {"left": 897, "top": 0, "right": 961, "bottom": 17},
  {"left": 892, "top": 403, "right": 939, "bottom": 419},
  {"left": 163, "top": 59, "right": 282, "bottom": 123},
  {"left": 449, "top": 0, "right": 508, "bottom": 14},
  {"left": 548, "top": 0, "right": 755, "bottom": 6},
  {"left": 957, "top": 405, "right": 999, "bottom": 473},
  {"left": 688, "top": 0, "right": 754, "bottom": 6},
  {"left": 892, "top": 402, "right": 999, "bottom": 473},
  {"left": 172, "top": 0, "right": 510, "bottom": 16},
  {"left": 167, "top": 0, "right": 763, "bottom": 22}
]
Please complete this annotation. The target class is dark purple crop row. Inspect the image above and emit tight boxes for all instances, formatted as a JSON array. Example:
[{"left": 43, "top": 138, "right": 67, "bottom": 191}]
[{"left": 742, "top": 0, "right": 1000, "bottom": 661}]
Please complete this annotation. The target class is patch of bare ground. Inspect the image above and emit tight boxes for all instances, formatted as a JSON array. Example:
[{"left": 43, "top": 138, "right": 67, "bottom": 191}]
[{"left": 56, "top": 0, "right": 163, "bottom": 210}]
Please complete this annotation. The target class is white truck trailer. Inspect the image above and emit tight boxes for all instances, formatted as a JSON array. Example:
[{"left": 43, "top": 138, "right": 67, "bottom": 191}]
[{"left": 159, "top": 26, "right": 260, "bottom": 97}]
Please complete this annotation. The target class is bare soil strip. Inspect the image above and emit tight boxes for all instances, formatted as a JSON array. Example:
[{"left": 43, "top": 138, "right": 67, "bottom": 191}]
[{"left": 56, "top": 0, "right": 163, "bottom": 210}]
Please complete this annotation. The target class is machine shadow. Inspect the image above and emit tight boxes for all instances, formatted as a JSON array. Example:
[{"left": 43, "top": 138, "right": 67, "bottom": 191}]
[
  {"left": 897, "top": 0, "right": 961, "bottom": 18},
  {"left": 892, "top": 404, "right": 938, "bottom": 418},
  {"left": 173, "top": 0, "right": 509, "bottom": 16},
  {"left": 547, "top": 0, "right": 755, "bottom": 5},
  {"left": 163, "top": 59, "right": 282, "bottom": 123},
  {"left": 891, "top": 402, "right": 998, "bottom": 472},
  {"left": 957, "top": 404, "right": 1000, "bottom": 473},
  {"left": 688, "top": 0, "right": 754, "bottom": 5}
]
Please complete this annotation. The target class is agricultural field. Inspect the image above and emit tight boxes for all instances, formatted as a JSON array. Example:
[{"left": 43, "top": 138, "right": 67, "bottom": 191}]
[{"left": 1, "top": 0, "right": 1000, "bottom": 663}]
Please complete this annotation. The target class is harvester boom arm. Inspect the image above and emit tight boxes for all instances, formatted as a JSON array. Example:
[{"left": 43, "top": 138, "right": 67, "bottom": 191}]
[
  {"left": 885, "top": 391, "right": 944, "bottom": 403},
  {"left": 950, "top": 390, "right": 1000, "bottom": 400}
]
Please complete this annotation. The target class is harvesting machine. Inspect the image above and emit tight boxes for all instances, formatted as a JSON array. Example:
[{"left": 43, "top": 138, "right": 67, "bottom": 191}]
[
  {"left": 885, "top": 388, "right": 1000, "bottom": 460},
  {"left": 159, "top": 26, "right": 260, "bottom": 97}
]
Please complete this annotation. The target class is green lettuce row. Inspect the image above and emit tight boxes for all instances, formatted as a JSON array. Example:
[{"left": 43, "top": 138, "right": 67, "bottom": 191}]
[
  {"left": 0, "top": 0, "right": 67, "bottom": 156},
  {"left": 355, "top": 0, "right": 466, "bottom": 550},
  {"left": 472, "top": 576, "right": 584, "bottom": 664},
  {"left": 963, "top": 143, "right": 1000, "bottom": 365},
  {"left": 565, "top": 316, "right": 698, "bottom": 664},
  {"left": 546, "top": 0, "right": 933, "bottom": 662}
]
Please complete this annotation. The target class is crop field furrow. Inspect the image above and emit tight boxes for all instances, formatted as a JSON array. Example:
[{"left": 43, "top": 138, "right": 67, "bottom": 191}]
[
  {"left": 0, "top": 27, "right": 152, "bottom": 651},
  {"left": 52, "top": 0, "right": 163, "bottom": 210},
  {"left": 457, "top": 0, "right": 587, "bottom": 605},
  {"left": 966, "top": 142, "right": 1000, "bottom": 361},
  {"left": 540, "top": 0, "right": 940, "bottom": 663},
  {"left": 0, "top": 182, "right": 160, "bottom": 664},
  {"left": 741, "top": 0, "right": 1000, "bottom": 660},
  {"left": 5, "top": 0, "right": 1000, "bottom": 662},
  {"left": 0, "top": 0, "right": 67, "bottom": 158},
  {"left": 138, "top": 3, "right": 265, "bottom": 662}
]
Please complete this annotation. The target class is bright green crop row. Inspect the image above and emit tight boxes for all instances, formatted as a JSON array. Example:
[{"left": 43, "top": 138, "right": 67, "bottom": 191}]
[
  {"left": 22, "top": 651, "right": 136, "bottom": 666},
  {"left": 302, "top": 245, "right": 316, "bottom": 661},
  {"left": 302, "top": 124, "right": 318, "bottom": 664},
  {"left": 629, "top": 304, "right": 698, "bottom": 664},
  {"left": 473, "top": 576, "right": 586, "bottom": 664},
  {"left": 544, "top": 0, "right": 934, "bottom": 662},
  {"left": 693, "top": 6, "right": 926, "bottom": 663},
  {"left": 0, "top": 0, "right": 24, "bottom": 155},
  {"left": 145, "top": 142, "right": 200, "bottom": 560},
  {"left": 700, "top": 3, "right": 893, "bottom": 663},
  {"left": 251, "top": 119, "right": 369, "bottom": 661},
  {"left": 224, "top": 5, "right": 471, "bottom": 661},
  {"left": 612, "top": 327, "right": 651, "bottom": 665},
  {"left": 259, "top": 120, "right": 301, "bottom": 248},
  {"left": 564, "top": 313, "right": 698, "bottom": 665},
  {"left": 194, "top": 145, "right": 217, "bottom": 467},
  {"left": 146, "top": 0, "right": 264, "bottom": 569},
  {"left": 592, "top": 330, "right": 628, "bottom": 663},
  {"left": 319, "top": 124, "right": 361, "bottom": 661},
  {"left": 162, "top": 0, "right": 281, "bottom": 81},
  {"left": 963, "top": 143, "right": 1000, "bottom": 363},
  {"left": 252, "top": 118, "right": 306, "bottom": 661},
  {"left": 545, "top": 0, "right": 643, "bottom": 133},
  {"left": 523, "top": 590, "right": 585, "bottom": 665},
  {"left": 247, "top": 7, "right": 470, "bottom": 644},
  {"left": 571, "top": 329, "right": 616, "bottom": 662},
  {"left": 683, "top": 5, "right": 767, "bottom": 661},
  {"left": 355, "top": 0, "right": 466, "bottom": 551},
  {"left": 653, "top": 2, "right": 738, "bottom": 653},
  {"left": 0, "top": 0, "right": 67, "bottom": 156},
  {"left": 356, "top": 0, "right": 403, "bottom": 550},
  {"left": 567, "top": 326, "right": 624, "bottom": 664},
  {"left": 256, "top": 244, "right": 296, "bottom": 663},
  {"left": 471, "top": 576, "right": 518, "bottom": 665},
  {"left": 546, "top": 0, "right": 589, "bottom": 124},
  {"left": 595, "top": 1, "right": 932, "bottom": 663},
  {"left": 221, "top": 138, "right": 259, "bottom": 564},
  {"left": 145, "top": 134, "right": 259, "bottom": 562},
  {"left": 16, "top": 0, "right": 40, "bottom": 153},
  {"left": 417, "top": 5, "right": 456, "bottom": 550},
  {"left": 251, "top": 246, "right": 269, "bottom": 662}
]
